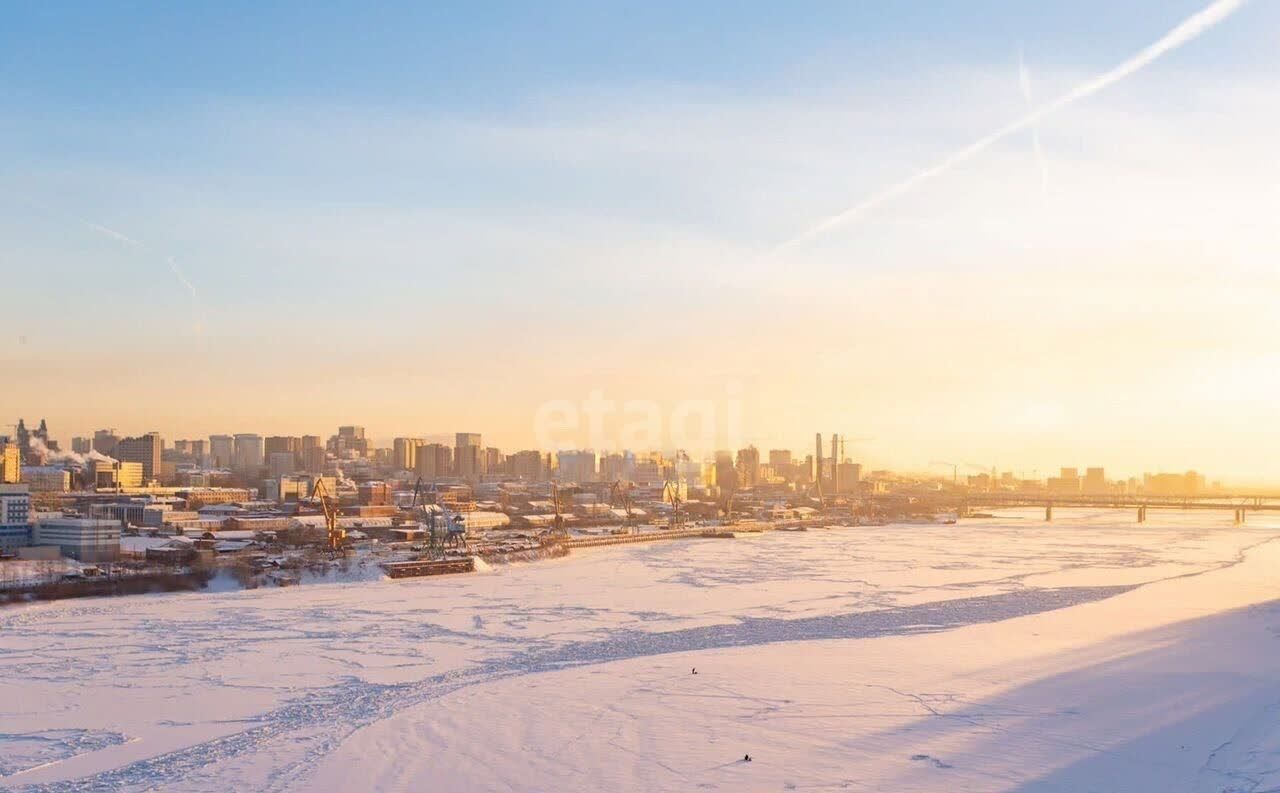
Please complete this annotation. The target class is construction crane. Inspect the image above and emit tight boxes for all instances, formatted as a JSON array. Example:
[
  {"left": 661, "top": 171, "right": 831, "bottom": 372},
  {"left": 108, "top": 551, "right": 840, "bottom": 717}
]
[{"left": 308, "top": 477, "right": 346, "bottom": 554}]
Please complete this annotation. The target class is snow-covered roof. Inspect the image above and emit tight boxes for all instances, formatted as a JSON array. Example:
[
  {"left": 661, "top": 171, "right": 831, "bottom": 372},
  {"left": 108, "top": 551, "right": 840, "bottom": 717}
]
[
  {"left": 120, "top": 536, "right": 174, "bottom": 552},
  {"left": 213, "top": 540, "right": 255, "bottom": 552}
]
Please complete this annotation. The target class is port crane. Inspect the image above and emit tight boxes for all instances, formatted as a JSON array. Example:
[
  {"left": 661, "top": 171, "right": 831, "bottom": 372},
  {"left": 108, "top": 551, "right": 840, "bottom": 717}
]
[
  {"left": 662, "top": 478, "right": 685, "bottom": 530},
  {"left": 609, "top": 480, "right": 636, "bottom": 530},
  {"left": 717, "top": 485, "right": 736, "bottom": 522},
  {"left": 547, "top": 482, "right": 570, "bottom": 540},
  {"left": 307, "top": 477, "right": 346, "bottom": 554},
  {"left": 409, "top": 477, "right": 449, "bottom": 555}
]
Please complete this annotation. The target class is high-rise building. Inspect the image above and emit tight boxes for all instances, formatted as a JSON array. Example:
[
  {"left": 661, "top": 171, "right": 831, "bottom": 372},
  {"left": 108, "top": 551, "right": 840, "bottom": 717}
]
[
  {"left": 454, "top": 433, "right": 482, "bottom": 479},
  {"left": 233, "top": 434, "right": 264, "bottom": 474},
  {"left": 72, "top": 437, "right": 92, "bottom": 455},
  {"left": 266, "top": 452, "right": 294, "bottom": 478},
  {"left": 599, "top": 453, "right": 625, "bottom": 482},
  {"left": 93, "top": 429, "right": 120, "bottom": 458},
  {"left": 116, "top": 432, "right": 162, "bottom": 483},
  {"left": 556, "top": 450, "right": 597, "bottom": 483},
  {"left": 509, "top": 450, "right": 544, "bottom": 480},
  {"left": 209, "top": 435, "right": 235, "bottom": 469},
  {"left": 300, "top": 435, "right": 325, "bottom": 472},
  {"left": 393, "top": 437, "right": 425, "bottom": 472},
  {"left": 715, "top": 451, "right": 738, "bottom": 493},
  {"left": 415, "top": 443, "right": 453, "bottom": 479},
  {"left": 1083, "top": 467, "right": 1107, "bottom": 495},
  {"left": 484, "top": 447, "right": 504, "bottom": 476},
  {"left": 736, "top": 446, "right": 760, "bottom": 487},
  {"left": 837, "top": 462, "right": 862, "bottom": 493},
  {"left": 265, "top": 436, "right": 299, "bottom": 459},
  {"left": 337, "top": 426, "right": 369, "bottom": 457}
]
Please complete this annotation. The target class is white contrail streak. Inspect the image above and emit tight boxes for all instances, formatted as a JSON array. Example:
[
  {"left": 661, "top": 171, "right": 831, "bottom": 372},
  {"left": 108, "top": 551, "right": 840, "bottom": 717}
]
[
  {"left": 1018, "top": 45, "right": 1049, "bottom": 196},
  {"left": 86, "top": 221, "right": 199, "bottom": 301},
  {"left": 20, "top": 200, "right": 203, "bottom": 320},
  {"left": 775, "top": 0, "right": 1248, "bottom": 252},
  {"left": 87, "top": 222, "right": 143, "bottom": 247}
]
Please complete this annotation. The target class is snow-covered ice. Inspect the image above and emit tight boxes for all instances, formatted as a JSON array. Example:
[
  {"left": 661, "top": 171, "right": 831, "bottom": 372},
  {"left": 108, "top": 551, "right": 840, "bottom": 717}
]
[{"left": 3, "top": 509, "right": 1279, "bottom": 791}]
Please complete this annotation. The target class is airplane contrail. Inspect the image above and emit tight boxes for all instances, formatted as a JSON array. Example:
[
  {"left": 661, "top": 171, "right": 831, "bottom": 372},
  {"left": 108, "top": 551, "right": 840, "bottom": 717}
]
[
  {"left": 1018, "top": 45, "right": 1049, "bottom": 196},
  {"left": 86, "top": 221, "right": 200, "bottom": 302},
  {"left": 774, "top": 0, "right": 1248, "bottom": 252},
  {"left": 19, "top": 200, "right": 202, "bottom": 311},
  {"left": 87, "top": 222, "right": 144, "bottom": 247}
]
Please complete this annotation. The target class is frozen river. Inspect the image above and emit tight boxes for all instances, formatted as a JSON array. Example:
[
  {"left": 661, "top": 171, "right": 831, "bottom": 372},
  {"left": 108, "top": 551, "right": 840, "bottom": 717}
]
[{"left": 3, "top": 509, "right": 1279, "bottom": 791}]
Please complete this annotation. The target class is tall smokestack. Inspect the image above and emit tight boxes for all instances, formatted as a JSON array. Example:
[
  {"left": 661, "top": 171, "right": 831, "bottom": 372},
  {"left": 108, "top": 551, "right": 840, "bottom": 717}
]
[
  {"left": 832, "top": 434, "right": 840, "bottom": 495},
  {"left": 814, "top": 433, "right": 823, "bottom": 489}
]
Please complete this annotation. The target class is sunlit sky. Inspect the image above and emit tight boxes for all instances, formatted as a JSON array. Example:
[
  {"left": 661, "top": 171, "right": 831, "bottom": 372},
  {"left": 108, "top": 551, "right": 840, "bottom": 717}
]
[{"left": 3, "top": 1, "right": 1278, "bottom": 481}]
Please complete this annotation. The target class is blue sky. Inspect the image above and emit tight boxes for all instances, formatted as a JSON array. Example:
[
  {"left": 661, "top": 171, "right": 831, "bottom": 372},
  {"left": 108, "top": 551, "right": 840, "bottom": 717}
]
[
  {"left": 3, "top": 1, "right": 1272, "bottom": 110},
  {"left": 3, "top": 1, "right": 1278, "bottom": 478}
]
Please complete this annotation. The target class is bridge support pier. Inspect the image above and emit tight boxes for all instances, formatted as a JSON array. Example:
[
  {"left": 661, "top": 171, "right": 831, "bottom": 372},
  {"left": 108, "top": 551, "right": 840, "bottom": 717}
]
[
  {"left": 1045, "top": 504, "right": 1053, "bottom": 522},
  {"left": 1233, "top": 508, "right": 1245, "bottom": 525},
  {"left": 1137, "top": 505, "right": 1147, "bottom": 523}
]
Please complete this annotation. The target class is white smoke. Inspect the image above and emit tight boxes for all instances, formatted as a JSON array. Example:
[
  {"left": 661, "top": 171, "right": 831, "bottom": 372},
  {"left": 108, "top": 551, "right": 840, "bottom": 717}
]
[
  {"left": 332, "top": 465, "right": 356, "bottom": 489},
  {"left": 26, "top": 435, "right": 116, "bottom": 467},
  {"left": 775, "top": 0, "right": 1249, "bottom": 251}
]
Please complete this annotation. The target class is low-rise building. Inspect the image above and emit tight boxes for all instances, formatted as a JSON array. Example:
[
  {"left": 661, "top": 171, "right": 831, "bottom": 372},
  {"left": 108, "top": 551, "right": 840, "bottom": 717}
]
[
  {"left": 91, "top": 460, "right": 144, "bottom": 490},
  {"left": 20, "top": 465, "right": 72, "bottom": 492},
  {"left": 33, "top": 517, "right": 121, "bottom": 562},
  {"left": 0, "top": 484, "right": 33, "bottom": 552}
]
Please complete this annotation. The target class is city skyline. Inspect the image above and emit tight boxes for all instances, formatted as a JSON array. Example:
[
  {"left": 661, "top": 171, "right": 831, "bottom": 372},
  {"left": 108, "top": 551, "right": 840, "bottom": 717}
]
[
  {"left": 5, "top": 1, "right": 1279, "bottom": 480},
  {"left": 1, "top": 414, "right": 1234, "bottom": 489}
]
